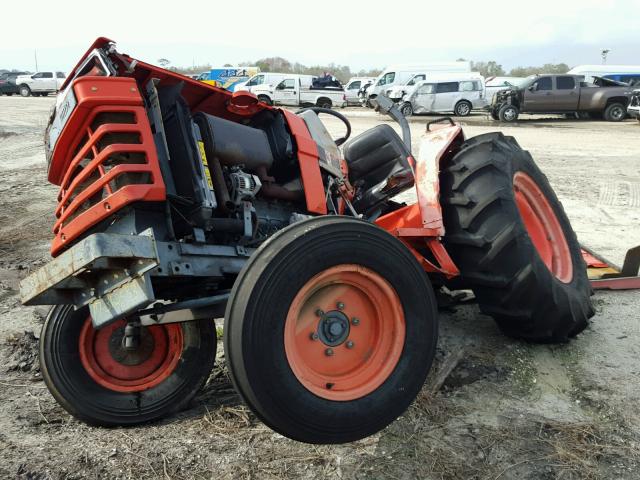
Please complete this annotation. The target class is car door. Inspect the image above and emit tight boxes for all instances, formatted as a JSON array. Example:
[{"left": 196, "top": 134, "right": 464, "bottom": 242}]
[
  {"left": 460, "top": 80, "right": 484, "bottom": 107},
  {"left": 433, "top": 82, "right": 459, "bottom": 112},
  {"left": 273, "top": 78, "right": 298, "bottom": 105},
  {"left": 523, "top": 76, "right": 553, "bottom": 111},
  {"left": 345, "top": 80, "right": 361, "bottom": 104},
  {"left": 412, "top": 83, "right": 436, "bottom": 112},
  {"left": 41, "top": 72, "right": 56, "bottom": 91},
  {"left": 29, "top": 72, "right": 45, "bottom": 91},
  {"left": 554, "top": 76, "right": 579, "bottom": 111}
]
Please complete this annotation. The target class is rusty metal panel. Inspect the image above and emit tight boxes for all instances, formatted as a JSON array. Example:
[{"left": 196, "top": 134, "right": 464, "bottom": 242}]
[{"left": 20, "top": 231, "right": 159, "bottom": 307}]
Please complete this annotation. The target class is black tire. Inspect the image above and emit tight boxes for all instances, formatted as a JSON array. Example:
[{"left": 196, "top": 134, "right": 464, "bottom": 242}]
[
  {"left": 19, "top": 85, "right": 31, "bottom": 97},
  {"left": 317, "top": 97, "right": 332, "bottom": 109},
  {"left": 490, "top": 110, "right": 500, "bottom": 120},
  {"left": 440, "top": 132, "right": 593, "bottom": 342},
  {"left": 224, "top": 216, "right": 438, "bottom": 444},
  {"left": 603, "top": 102, "right": 626, "bottom": 122},
  {"left": 257, "top": 95, "right": 272, "bottom": 106},
  {"left": 498, "top": 104, "right": 519, "bottom": 122},
  {"left": 40, "top": 305, "right": 217, "bottom": 426},
  {"left": 454, "top": 100, "right": 472, "bottom": 117},
  {"left": 400, "top": 102, "right": 413, "bottom": 117},
  {"left": 40, "top": 92, "right": 48, "bottom": 97}
]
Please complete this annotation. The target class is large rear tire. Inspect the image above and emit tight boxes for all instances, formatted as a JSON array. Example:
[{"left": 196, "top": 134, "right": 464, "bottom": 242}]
[
  {"left": 440, "top": 133, "right": 593, "bottom": 342},
  {"left": 224, "top": 216, "right": 438, "bottom": 443},
  {"left": 40, "top": 305, "right": 217, "bottom": 426}
]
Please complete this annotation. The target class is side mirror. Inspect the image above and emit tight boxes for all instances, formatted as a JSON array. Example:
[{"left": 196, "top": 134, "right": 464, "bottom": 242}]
[
  {"left": 276, "top": 84, "right": 284, "bottom": 90},
  {"left": 528, "top": 85, "right": 536, "bottom": 92}
]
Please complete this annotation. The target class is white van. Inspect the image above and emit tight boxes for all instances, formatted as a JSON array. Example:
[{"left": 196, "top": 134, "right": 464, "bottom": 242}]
[
  {"left": 234, "top": 72, "right": 288, "bottom": 93},
  {"left": 344, "top": 77, "right": 375, "bottom": 105},
  {"left": 367, "top": 62, "right": 471, "bottom": 103},
  {"left": 399, "top": 73, "right": 486, "bottom": 117},
  {"left": 568, "top": 65, "right": 640, "bottom": 84}
]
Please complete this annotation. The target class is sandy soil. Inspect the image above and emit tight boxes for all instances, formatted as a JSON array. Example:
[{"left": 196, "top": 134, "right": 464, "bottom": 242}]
[{"left": 0, "top": 96, "right": 639, "bottom": 479}]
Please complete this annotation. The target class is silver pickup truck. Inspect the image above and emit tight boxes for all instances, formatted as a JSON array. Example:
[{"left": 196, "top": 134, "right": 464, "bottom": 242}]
[
  {"left": 15, "top": 71, "right": 66, "bottom": 97},
  {"left": 491, "top": 74, "right": 633, "bottom": 122}
]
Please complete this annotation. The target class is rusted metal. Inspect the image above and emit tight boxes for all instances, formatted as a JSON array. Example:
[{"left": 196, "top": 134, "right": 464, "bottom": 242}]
[{"left": 582, "top": 245, "right": 640, "bottom": 291}]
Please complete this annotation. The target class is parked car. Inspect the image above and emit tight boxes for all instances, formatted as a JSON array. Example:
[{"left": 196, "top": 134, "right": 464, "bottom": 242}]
[
  {"left": 15, "top": 71, "right": 66, "bottom": 96},
  {"left": 252, "top": 74, "right": 346, "bottom": 108},
  {"left": 0, "top": 72, "right": 29, "bottom": 96},
  {"left": 628, "top": 89, "right": 640, "bottom": 122},
  {"left": 234, "top": 72, "right": 288, "bottom": 94},
  {"left": 344, "top": 77, "right": 375, "bottom": 105},
  {"left": 399, "top": 73, "right": 486, "bottom": 117},
  {"left": 490, "top": 74, "right": 633, "bottom": 122},
  {"left": 365, "top": 62, "right": 471, "bottom": 105}
]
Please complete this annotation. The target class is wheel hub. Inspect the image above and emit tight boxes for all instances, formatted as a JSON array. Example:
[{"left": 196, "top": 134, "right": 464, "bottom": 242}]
[
  {"left": 284, "top": 264, "right": 406, "bottom": 401},
  {"left": 317, "top": 310, "right": 351, "bottom": 347},
  {"left": 79, "top": 318, "right": 184, "bottom": 393},
  {"left": 108, "top": 325, "right": 155, "bottom": 366}
]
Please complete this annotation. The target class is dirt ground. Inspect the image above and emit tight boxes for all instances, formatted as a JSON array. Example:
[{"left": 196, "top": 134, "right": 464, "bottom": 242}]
[{"left": 1, "top": 96, "right": 639, "bottom": 480}]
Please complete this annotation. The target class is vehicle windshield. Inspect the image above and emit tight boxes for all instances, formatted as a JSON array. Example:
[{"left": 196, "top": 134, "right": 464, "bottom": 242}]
[
  {"left": 377, "top": 72, "right": 395, "bottom": 86},
  {"left": 246, "top": 74, "right": 264, "bottom": 86},
  {"left": 519, "top": 76, "right": 538, "bottom": 89},
  {"left": 406, "top": 74, "right": 425, "bottom": 86}
]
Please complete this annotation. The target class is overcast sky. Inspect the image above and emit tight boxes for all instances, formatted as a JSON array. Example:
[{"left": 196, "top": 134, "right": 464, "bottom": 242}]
[{"left": 2, "top": 0, "right": 639, "bottom": 72}]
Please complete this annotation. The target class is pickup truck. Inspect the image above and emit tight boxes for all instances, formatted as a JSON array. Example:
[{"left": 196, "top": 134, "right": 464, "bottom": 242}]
[
  {"left": 15, "top": 71, "right": 66, "bottom": 97},
  {"left": 252, "top": 74, "right": 346, "bottom": 108},
  {"left": 628, "top": 89, "right": 640, "bottom": 122},
  {"left": 491, "top": 74, "right": 633, "bottom": 122}
]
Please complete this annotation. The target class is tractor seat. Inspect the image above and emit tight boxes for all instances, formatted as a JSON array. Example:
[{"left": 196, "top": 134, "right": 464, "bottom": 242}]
[{"left": 342, "top": 124, "right": 414, "bottom": 214}]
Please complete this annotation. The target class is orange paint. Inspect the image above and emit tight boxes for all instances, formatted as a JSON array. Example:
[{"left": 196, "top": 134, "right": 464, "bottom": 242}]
[{"left": 284, "top": 264, "right": 405, "bottom": 401}]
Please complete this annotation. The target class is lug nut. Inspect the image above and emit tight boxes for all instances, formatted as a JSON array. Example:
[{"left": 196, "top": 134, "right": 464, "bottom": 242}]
[
  {"left": 346, "top": 341, "right": 354, "bottom": 349},
  {"left": 315, "top": 309, "right": 324, "bottom": 317},
  {"left": 325, "top": 348, "right": 334, "bottom": 356},
  {"left": 337, "top": 302, "right": 345, "bottom": 310},
  {"left": 310, "top": 332, "right": 319, "bottom": 341},
  {"left": 351, "top": 317, "right": 360, "bottom": 326}
]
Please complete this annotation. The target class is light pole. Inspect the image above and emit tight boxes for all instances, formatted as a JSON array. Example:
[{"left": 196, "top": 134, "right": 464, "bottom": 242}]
[{"left": 601, "top": 49, "right": 611, "bottom": 65}]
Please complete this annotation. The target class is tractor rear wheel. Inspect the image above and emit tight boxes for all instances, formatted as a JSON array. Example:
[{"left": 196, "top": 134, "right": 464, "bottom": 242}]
[
  {"left": 224, "top": 216, "right": 438, "bottom": 444},
  {"left": 40, "top": 305, "right": 217, "bottom": 426},
  {"left": 440, "top": 132, "right": 593, "bottom": 342}
]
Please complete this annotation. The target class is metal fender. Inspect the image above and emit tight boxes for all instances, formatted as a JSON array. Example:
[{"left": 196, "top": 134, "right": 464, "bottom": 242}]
[{"left": 413, "top": 120, "right": 465, "bottom": 235}]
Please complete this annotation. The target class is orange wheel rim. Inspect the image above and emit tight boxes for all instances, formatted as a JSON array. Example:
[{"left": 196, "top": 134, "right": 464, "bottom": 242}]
[
  {"left": 513, "top": 172, "right": 573, "bottom": 283},
  {"left": 79, "top": 318, "right": 183, "bottom": 393},
  {"left": 284, "top": 264, "right": 405, "bottom": 401}
]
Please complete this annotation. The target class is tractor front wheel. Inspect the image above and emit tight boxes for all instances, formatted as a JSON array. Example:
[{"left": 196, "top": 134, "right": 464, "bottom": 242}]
[
  {"left": 224, "top": 216, "right": 438, "bottom": 443},
  {"left": 40, "top": 305, "right": 217, "bottom": 426},
  {"left": 440, "top": 132, "right": 593, "bottom": 342}
]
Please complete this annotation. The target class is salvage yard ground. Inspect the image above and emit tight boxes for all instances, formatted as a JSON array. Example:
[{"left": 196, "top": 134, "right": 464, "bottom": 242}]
[{"left": 0, "top": 96, "right": 639, "bottom": 479}]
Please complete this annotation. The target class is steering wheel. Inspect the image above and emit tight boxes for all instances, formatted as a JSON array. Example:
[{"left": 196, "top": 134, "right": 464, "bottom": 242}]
[{"left": 295, "top": 107, "right": 351, "bottom": 146}]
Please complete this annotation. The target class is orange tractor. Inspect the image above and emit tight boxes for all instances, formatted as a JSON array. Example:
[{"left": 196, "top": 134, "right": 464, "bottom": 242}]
[{"left": 22, "top": 38, "right": 597, "bottom": 444}]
